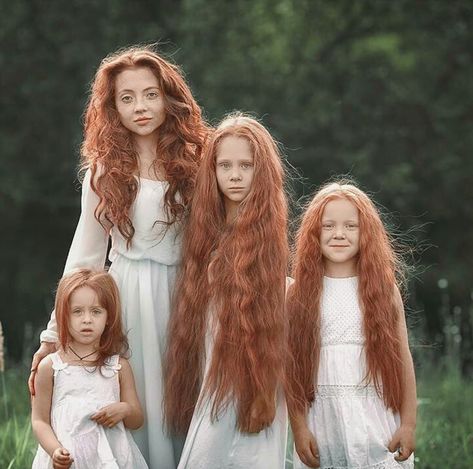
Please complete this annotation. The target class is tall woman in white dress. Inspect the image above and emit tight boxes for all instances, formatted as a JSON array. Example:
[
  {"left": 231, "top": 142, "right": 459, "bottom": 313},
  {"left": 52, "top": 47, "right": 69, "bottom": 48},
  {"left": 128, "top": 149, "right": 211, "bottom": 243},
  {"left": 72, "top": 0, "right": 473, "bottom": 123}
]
[
  {"left": 29, "top": 46, "right": 208, "bottom": 469},
  {"left": 164, "top": 113, "right": 289, "bottom": 469}
]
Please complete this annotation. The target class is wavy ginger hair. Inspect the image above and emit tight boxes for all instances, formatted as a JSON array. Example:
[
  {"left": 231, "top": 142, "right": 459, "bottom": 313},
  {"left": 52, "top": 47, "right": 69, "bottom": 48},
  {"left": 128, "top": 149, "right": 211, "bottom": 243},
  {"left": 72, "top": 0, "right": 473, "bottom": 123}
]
[
  {"left": 287, "top": 181, "right": 405, "bottom": 415},
  {"left": 55, "top": 269, "right": 129, "bottom": 367},
  {"left": 164, "top": 113, "right": 289, "bottom": 434},
  {"left": 81, "top": 45, "right": 209, "bottom": 243}
]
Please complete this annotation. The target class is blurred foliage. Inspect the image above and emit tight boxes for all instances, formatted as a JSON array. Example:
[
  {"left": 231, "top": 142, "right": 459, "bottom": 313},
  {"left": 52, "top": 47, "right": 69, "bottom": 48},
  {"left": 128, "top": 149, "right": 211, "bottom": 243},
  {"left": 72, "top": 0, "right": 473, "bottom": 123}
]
[{"left": 1, "top": 0, "right": 473, "bottom": 375}]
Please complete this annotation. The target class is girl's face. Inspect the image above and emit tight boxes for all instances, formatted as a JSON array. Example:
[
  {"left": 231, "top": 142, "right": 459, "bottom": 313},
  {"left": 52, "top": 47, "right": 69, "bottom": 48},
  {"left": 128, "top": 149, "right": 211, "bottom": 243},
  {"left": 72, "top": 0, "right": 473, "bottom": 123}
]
[
  {"left": 114, "top": 66, "right": 166, "bottom": 137},
  {"left": 68, "top": 286, "right": 108, "bottom": 347},
  {"left": 215, "top": 136, "right": 255, "bottom": 209},
  {"left": 320, "top": 198, "right": 360, "bottom": 275}
]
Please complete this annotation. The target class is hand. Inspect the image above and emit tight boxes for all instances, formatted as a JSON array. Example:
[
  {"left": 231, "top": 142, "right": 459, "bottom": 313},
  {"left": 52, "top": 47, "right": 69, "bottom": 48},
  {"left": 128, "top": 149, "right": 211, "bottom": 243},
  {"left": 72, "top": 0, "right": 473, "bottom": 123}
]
[
  {"left": 91, "top": 402, "right": 130, "bottom": 428},
  {"left": 52, "top": 447, "right": 73, "bottom": 469},
  {"left": 29, "top": 342, "right": 57, "bottom": 396},
  {"left": 246, "top": 395, "right": 276, "bottom": 433},
  {"left": 293, "top": 425, "right": 320, "bottom": 468},
  {"left": 388, "top": 424, "right": 416, "bottom": 461}
]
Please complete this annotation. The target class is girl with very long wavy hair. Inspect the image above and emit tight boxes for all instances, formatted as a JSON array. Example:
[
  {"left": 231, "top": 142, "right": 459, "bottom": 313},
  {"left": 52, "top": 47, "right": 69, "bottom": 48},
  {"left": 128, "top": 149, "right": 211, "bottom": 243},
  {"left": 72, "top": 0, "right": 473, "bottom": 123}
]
[
  {"left": 164, "top": 113, "right": 289, "bottom": 468},
  {"left": 29, "top": 45, "right": 208, "bottom": 468},
  {"left": 287, "top": 181, "right": 416, "bottom": 469}
]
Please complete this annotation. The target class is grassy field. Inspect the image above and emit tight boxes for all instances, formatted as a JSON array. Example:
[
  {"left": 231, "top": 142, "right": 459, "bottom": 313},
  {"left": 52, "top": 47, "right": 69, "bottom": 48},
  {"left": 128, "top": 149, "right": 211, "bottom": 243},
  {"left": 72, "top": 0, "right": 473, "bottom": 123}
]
[{"left": 1, "top": 365, "right": 472, "bottom": 469}]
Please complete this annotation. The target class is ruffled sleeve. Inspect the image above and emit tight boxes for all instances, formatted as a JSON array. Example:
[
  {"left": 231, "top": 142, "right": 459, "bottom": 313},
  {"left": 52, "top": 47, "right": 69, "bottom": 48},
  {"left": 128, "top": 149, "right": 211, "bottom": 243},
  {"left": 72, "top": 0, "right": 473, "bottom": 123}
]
[{"left": 40, "top": 170, "right": 110, "bottom": 342}]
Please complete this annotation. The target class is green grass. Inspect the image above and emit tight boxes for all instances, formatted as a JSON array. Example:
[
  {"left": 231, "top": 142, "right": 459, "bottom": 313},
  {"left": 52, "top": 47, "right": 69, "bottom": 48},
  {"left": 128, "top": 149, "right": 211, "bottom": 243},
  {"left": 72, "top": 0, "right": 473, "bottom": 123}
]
[{"left": 1, "top": 364, "right": 472, "bottom": 468}]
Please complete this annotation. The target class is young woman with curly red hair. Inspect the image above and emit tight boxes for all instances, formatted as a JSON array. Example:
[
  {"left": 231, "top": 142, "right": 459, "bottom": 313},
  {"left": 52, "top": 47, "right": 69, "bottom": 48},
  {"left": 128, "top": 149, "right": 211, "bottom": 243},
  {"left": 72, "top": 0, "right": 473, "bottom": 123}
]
[
  {"left": 164, "top": 113, "right": 289, "bottom": 468},
  {"left": 29, "top": 45, "right": 208, "bottom": 468},
  {"left": 287, "top": 181, "right": 417, "bottom": 469}
]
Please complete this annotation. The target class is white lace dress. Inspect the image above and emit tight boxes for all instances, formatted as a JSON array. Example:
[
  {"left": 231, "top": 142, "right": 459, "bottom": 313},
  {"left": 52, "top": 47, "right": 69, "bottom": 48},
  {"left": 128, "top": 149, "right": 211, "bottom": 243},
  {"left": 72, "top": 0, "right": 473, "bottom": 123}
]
[
  {"left": 293, "top": 276, "right": 414, "bottom": 469},
  {"left": 40, "top": 171, "right": 182, "bottom": 468},
  {"left": 32, "top": 353, "right": 148, "bottom": 469}
]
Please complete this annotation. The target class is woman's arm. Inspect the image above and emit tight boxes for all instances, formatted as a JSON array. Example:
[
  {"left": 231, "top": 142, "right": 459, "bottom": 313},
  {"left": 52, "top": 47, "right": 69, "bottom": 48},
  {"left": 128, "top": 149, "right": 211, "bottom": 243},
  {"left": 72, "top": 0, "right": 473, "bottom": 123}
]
[
  {"left": 388, "top": 287, "right": 417, "bottom": 461},
  {"left": 91, "top": 358, "right": 144, "bottom": 430},
  {"left": 41, "top": 169, "right": 110, "bottom": 343},
  {"left": 30, "top": 170, "right": 110, "bottom": 394}
]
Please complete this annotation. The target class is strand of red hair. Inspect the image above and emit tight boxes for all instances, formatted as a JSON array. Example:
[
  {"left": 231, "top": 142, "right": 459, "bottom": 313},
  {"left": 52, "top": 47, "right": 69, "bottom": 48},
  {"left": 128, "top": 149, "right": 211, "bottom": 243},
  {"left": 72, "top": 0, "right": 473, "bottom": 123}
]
[
  {"left": 80, "top": 45, "right": 210, "bottom": 244},
  {"left": 55, "top": 268, "right": 129, "bottom": 367},
  {"left": 287, "top": 180, "right": 405, "bottom": 415},
  {"left": 164, "top": 113, "right": 289, "bottom": 434}
]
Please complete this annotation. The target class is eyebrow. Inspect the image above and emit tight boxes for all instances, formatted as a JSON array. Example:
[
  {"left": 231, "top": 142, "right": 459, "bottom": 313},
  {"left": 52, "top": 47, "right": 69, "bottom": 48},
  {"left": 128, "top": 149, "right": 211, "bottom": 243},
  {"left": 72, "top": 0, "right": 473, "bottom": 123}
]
[{"left": 117, "top": 86, "right": 160, "bottom": 94}]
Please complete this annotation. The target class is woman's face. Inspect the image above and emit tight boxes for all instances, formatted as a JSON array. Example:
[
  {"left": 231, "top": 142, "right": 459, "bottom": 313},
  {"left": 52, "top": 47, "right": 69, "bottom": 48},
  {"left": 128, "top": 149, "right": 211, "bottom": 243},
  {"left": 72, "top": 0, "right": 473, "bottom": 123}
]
[
  {"left": 114, "top": 66, "right": 166, "bottom": 137},
  {"left": 215, "top": 136, "right": 255, "bottom": 208}
]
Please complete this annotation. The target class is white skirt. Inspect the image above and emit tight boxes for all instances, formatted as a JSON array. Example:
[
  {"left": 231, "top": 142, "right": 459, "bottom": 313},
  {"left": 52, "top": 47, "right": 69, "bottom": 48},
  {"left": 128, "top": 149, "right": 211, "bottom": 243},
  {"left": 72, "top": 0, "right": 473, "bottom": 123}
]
[{"left": 110, "top": 254, "right": 181, "bottom": 469}]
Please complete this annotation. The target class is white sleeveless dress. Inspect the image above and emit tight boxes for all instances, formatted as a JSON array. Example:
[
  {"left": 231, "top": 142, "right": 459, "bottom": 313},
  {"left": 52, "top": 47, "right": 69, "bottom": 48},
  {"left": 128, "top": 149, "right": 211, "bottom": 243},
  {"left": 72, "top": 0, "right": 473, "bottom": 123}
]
[
  {"left": 32, "top": 352, "right": 148, "bottom": 469},
  {"left": 40, "top": 171, "right": 182, "bottom": 468},
  {"left": 177, "top": 279, "right": 291, "bottom": 469},
  {"left": 293, "top": 276, "right": 414, "bottom": 469}
]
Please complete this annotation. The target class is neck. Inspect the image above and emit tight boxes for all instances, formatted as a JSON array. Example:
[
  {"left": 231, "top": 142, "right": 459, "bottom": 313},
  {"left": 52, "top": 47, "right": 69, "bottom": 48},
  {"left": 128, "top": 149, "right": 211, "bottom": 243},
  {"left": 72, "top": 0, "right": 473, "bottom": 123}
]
[
  {"left": 324, "top": 259, "right": 357, "bottom": 278},
  {"left": 67, "top": 341, "right": 99, "bottom": 357},
  {"left": 224, "top": 199, "right": 240, "bottom": 224},
  {"left": 133, "top": 132, "right": 159, "bottom": 163}
]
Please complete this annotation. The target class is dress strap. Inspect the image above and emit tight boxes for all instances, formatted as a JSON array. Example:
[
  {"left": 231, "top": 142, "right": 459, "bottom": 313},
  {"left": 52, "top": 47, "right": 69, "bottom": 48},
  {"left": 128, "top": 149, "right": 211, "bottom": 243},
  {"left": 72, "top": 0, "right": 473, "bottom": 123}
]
[
  {"left": 101, "top": 355, "right": 122, "bottom": 378},
  {"left": 49, "top": 352, "right": 70, "bottom": 376}
]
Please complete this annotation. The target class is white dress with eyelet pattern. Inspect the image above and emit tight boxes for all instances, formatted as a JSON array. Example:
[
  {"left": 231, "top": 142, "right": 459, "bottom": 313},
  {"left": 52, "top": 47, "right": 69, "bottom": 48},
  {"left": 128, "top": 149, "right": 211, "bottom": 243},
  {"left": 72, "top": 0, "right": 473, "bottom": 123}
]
[
  {"left": 32, "top": 352, "right": 149, "bottom": 469},
  {"left": 293, "top": 276, "right": 414, "bottom": 469}
]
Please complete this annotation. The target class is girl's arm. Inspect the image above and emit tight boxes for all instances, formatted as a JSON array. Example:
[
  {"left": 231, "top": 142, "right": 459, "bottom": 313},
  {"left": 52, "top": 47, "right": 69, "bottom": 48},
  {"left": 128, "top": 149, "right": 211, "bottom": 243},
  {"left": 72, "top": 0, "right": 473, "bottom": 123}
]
[
  {"left": 31, "top": 357, "right": 73, "bottom": 468},
  {"left": 289, "top": 409, "right": 320, "bottom": 468},
  {"left": 91, "top": 358, "right": 144, "bottom": 430},
  {"left": 388, "top": 287, "right": 417, "bottom": 461},
  {"left": 30, "top": 170, "right": 110, "bottom": 395}
]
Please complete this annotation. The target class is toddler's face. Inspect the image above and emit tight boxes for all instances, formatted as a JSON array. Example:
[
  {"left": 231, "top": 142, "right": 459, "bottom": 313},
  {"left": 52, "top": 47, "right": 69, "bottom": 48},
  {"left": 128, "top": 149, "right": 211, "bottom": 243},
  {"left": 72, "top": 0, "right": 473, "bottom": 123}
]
[
  {"left": 68, "top": 286, "right": 108, "bottom": 347},
  {"left": 320, "top": 198, "right": 360, "bottom": 273}
]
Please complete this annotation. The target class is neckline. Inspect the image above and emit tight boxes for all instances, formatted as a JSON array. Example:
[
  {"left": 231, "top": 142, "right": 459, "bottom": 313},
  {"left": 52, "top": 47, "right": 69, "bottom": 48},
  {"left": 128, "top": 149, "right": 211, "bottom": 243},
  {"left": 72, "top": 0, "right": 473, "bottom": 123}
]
[
  {"left": 136, "top": 175, "right": 167, "bottom": 184},
  {"left": 324, "top": 275, "right": 358, "bottom": 280}
]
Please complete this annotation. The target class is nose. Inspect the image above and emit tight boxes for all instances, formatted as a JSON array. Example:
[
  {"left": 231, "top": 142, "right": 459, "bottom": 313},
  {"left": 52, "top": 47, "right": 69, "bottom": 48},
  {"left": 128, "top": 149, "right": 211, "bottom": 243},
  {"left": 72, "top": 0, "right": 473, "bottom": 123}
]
[
  {"left": 333, "top": 227, "right": 346, "bottom": 239},
  {"left": 82, "top": 312, "right": 93, "bottom": 324},
  {"left": 134, "top": 96, "right": 148, "bottom": 113},
  {"left": 230, "top": 168, "right": 242, "bottom": 182}
]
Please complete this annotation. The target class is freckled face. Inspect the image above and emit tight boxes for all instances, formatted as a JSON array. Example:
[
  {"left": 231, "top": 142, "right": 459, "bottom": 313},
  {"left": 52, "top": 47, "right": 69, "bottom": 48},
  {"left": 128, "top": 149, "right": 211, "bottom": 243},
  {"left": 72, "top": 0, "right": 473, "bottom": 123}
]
[
  {"left": 68, "top": 286, "right": 108, "bottom": 347},
  {"left": 114, "top": 67, "right": 166, "bottom": 137},
  {"left": 320, "top": 198, "right": 360, "bottom": 273},
  {"left": 215, "top": 136, "right": 255, "bottom": 207}
]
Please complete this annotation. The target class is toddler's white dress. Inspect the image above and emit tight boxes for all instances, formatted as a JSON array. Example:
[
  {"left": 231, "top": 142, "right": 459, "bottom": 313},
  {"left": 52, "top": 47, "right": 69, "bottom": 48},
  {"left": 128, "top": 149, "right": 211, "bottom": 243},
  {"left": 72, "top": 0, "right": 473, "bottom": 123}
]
[
  {"left": 32, "top": 352, "right": 148, "bottom": 469},
  {"left": 293, "top": 276, "right": 414, "bottom": 469},
  {"left": 40, "top": 172, "right": 182, "bottom": 468}
]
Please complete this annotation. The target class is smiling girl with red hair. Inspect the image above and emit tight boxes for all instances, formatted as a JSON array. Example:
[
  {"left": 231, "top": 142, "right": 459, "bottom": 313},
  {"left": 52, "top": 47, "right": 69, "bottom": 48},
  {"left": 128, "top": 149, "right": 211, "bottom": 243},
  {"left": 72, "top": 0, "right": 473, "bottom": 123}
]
[
  {"left": 164, "top": 113, "right": 289, "bottom": 468},
  {"left": 287, "top": 181, "right": 417, "bottom": 469},
  {"left": 29, "top": 45, "right": 208, "bottom": 468}
]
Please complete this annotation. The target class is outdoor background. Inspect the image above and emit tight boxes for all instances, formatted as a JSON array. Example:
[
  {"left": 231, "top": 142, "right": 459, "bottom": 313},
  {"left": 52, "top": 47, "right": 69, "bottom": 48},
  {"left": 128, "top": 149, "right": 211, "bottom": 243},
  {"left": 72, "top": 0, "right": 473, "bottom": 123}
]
[{"left": 1, "top": 1, "right": 472, "bottom": 468}]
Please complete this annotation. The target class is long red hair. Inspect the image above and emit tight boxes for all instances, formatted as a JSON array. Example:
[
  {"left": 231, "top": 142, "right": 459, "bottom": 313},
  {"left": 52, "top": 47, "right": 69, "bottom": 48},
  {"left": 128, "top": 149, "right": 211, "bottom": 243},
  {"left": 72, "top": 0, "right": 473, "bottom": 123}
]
[
  {"left": 55, "top": 269, "right": 129, "bottom": 366},
  {"left": 287, "top": 181, "right": 405, "bottom": 414},
  {"left": 164, "top": 113, "right": 289, "bottom": 434},
  {"left": 81, "top": 45, "right": 209, "bottom": 243}
]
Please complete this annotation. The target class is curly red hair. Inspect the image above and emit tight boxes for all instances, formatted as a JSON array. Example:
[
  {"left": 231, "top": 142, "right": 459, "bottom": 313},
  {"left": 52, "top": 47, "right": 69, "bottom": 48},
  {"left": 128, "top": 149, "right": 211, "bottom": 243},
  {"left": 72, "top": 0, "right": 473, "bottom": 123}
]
[
  {"left": 55, "top": 269, "right": 129, "bottom": 366},
  {"left": 164, "top": 113, "right": 289, "bottom": 434},
  {"left": 287, "top": 181, "right": 405, "bottom": 414},
  {"left": 81, "top": 45, "right": 209, "bottom": 243}
]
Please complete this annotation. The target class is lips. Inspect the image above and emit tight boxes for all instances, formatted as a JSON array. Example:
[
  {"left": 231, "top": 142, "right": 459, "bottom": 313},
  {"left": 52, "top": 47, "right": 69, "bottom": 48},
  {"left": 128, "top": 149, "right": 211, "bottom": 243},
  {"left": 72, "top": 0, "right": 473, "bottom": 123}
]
[
  {"left": 80, "top": 328, "right": 93, "bottom": 333},
  {"left": 228, "top": 187, "right": 244, "bottom": 191},
  {"left": 134, "top": 117, "right": 152, "bottom": 124}
]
